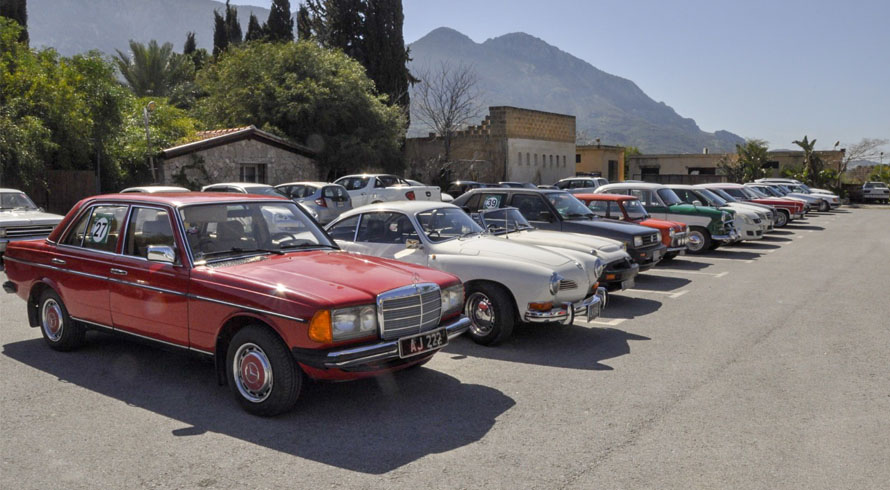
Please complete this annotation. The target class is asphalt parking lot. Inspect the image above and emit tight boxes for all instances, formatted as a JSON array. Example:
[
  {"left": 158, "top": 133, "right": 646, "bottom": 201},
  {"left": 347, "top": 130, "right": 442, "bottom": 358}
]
[{"left": 2, "top": 206, "right": 889, "bottom": 489}]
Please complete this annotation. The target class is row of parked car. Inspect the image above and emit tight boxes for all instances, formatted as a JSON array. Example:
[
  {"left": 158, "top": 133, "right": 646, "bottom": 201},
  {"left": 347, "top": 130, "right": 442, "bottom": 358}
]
[{"left": 0, "top": 174, "right": 842, "bottom": 416}]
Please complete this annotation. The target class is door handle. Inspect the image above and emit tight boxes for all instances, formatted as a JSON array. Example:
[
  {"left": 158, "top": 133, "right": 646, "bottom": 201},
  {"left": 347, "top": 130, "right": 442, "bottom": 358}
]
[
  {"left": 50, "top": 258, "right": 66, "bottom": 265},
  {"left": 109, "top": 268, "right": 127, "bottom": 276}
]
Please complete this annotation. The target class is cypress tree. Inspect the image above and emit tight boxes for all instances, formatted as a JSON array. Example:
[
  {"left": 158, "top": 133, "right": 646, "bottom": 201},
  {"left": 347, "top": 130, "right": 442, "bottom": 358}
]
[
  {"left": 245, "top": 13, "right": 264, "bottom": 41},
  {"left": 212, "top": 9, "right": 228, "bottom": 57},
  {"left": 0, "top": 0, "right": 29, "bottom": 44},
  {"left": 225, "top": 1, "right": 243, "bottom": 45},
  {"left": 265, "top": 0, "right": 294, "bottom": 42},
  {"left": 183, "top": 31, "right": 197, "bottom": 55},
  {"left": 363, "top": 0, "right": 413, "bottom": 113}
]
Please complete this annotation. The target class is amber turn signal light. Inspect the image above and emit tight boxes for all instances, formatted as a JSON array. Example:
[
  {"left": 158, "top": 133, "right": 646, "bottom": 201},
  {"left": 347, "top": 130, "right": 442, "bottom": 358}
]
[
  {"left": 527, "top": 302, "right": 553, "bottom": 311},
  {"left": 308, "top": 310, "right": 332, "bottom": 343}
]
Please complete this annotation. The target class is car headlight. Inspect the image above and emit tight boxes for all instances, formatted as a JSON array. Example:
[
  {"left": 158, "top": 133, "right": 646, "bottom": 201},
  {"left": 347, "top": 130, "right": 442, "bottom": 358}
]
[
  {"left": 721, "top": 212, "right": 730, "bottom": 222},
  {"left": 329, "top": 304, "right": 378, "bottom": 341},
  {"left": 440, "top": 283, "right": 464, "bottom": 317},
  {"left": 0, "top": 228, "right": 6, "bottom": 238},
  {"left": 668, "top": 228, "right": 676, "bottom": 237},
  {"left": 549, "top": 273, "right": 563, "bottom": 296},
  {"left": 743, "top": 215, "right": 753, "bottom": 224},
  {"left": 633, "top": 235, "right": 643, "bottom": 247},
  {"left": 593, "top": 258, "right": 605, "bottom": 279},
  {"left": 621, "top": 242, "right": 627, "bottom": 251}
]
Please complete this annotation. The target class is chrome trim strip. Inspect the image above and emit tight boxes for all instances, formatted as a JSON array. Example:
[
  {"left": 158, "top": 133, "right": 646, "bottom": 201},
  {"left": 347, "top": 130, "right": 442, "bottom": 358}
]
[
  {"left": 71, "top": 316, "right": 210, "bottom": 354},
  {"left": 2, "top": 256, "right": 108, "bottom": 281},
  {"left": 71, "top": 317, "right": 114, "bottom": 331},
  {"left": 106, "top": 277, "right": 188, "bottom": 296},
  {"left": 188, "top": 294, "right": 307, "bottom": 323}
]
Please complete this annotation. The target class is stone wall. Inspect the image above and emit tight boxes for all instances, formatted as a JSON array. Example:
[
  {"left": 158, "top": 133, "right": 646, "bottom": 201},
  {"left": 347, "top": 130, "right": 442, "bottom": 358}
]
[
  {"left": 405, "top": 135, "right": 505, "bottom": 186},
  {"left": 160, "top": 139, "right": 319, "bottom": 188},
  {"left": 576, "top": 145, "right": 626, "bottom": 181}
]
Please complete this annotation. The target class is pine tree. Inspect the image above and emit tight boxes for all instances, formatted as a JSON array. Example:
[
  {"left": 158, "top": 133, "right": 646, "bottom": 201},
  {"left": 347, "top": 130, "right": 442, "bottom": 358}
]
[
  {"left": 183, "top": 31, "right": 197, "bottom": 55},
  {"left": 296, "top": 4, "right": 312, "bottom": 40},
  {"left": 245, "top": 13, "right": 264, "bottom": 41},
  {"left": 0, "top": 0, "right": 29, "bottom": 44},
  {"left": 363, "top": 0, "right": 413, "bottom": 113},
  {"left": 225, "top": 1, "right": 243, "bottom": 45},
  {"left": 265, "top": 0, "right": 294, "bottom": 42},
  {"left": 212, "top": 10, "right": 228, "bottom": 57}
]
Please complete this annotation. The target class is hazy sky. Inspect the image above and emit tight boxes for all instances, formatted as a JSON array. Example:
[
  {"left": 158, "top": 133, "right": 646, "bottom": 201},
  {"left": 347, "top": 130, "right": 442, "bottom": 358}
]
[{"left": 239, "top": 0, "right": 889, "bottom": 155}]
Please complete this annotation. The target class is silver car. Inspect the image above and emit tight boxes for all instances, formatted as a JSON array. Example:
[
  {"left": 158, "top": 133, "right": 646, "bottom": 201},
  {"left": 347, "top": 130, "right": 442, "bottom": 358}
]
[{"left": 275, "top": 182, "right": 352, "bottom": 224}]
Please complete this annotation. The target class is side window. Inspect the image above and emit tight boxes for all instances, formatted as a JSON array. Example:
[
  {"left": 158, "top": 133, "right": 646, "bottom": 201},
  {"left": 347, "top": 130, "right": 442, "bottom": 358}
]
[
  {"left": 83, "top": 205, "right": 128, "bottom": 253},
  {"left": 461, "top": 193, "right": 482, "bottom": 210},
  {"left": 478, "top": 193, "right": 507, "bottom": 211},
  {"left": 587, "top": 200, "right": 610, "bottom": 217},
  {"left": 510, "top": 194, "right": 549, "bottom": 221},
  {"left": 124, "top": 207, "right": 176, "bottom": 259},
  {"left": 356, "top": 212, "right": 416, "bottom": 244},
  {"left": 328, "top": 216, "right": 359, "bottom": 241},
  {"left": 62, "top": 208, "right": 93, "bottom": 246},
  {"left": 609, "top": 202, "right": 625, "bottom": 220}
]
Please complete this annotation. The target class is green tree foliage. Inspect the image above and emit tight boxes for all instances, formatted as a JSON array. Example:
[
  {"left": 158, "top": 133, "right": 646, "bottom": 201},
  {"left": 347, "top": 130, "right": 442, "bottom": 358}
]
[
  {"left": 792, "top": 135, "right": 822, "bottom": 185},
  {"left": 265, "top": 0, "right": 294, "bottom": 42},
  {"left": 1, "top": 19, "right": 199, "bottom": 190},
  {"left": 183, "top": 31, "right": 209, "bottom": 70},
  {"left": 245, "top": 13, "right": 265, "bottom": 41},
  {"left": 296, "top": 4, "right": 312, "bottom": 40},
  {"left": 363, "top": 0, "right": 413, "bottom": 112},
  {"left": 114, "top": 40, "right": 193, "bottom": 98},
  {"left": 195, "top": 41, "right": 405, "bottom": 178},
  {"left": 225, "top": 1, "right": 242, "bottom": 45},
  {"left": 718, "top": 139, "right": 769, "bottom": 182},
  {"left": 0, "top": 0, "right": 28, "bottom": 44},
  {"left": 212, "top": 1, "right": 242, "bottom": 57},
  {"left": 867, "top": 164, "right": 890, "bottom": 185}
]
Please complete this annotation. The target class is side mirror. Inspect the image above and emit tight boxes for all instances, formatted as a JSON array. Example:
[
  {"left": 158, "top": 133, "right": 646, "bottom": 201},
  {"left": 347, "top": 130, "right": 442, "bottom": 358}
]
[
  {"left": 147, "top": 245, "right": 176, "bottom": 264},
  {"left": 405, "top": 239, "right": 423, "bottom": 250},
  {"left": 692, "top": 200, "right": 703, "bottom": 206},
  {"left": 538, "top": 210, "right": 554, "bottom": 222}
]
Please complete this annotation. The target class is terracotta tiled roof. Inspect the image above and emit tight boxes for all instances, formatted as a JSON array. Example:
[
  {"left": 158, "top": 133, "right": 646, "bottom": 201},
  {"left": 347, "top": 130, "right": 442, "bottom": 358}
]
[{"left": 193, "top": 126, "right": 255, "bottom": 141}]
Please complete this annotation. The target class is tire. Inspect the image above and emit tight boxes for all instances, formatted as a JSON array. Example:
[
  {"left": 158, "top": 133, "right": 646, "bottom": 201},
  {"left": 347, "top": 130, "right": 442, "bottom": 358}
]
[
  {"left": 819, "top": 200, "right": 830, "bottom": 212},
  {"left": 464, "top": 283, "right": 515, "bottom": 346},
  {"left": 774, "top": 210, "right": 789, "bottom": 228},
  {"left": 708, "top": 241, "right": 721, "bottom": 250},
  {"left": 38, "top": 289, "right": 85, "bottom": 351},
  {"left": 661, "top": 252, "right": 678, "bottom": 261},
  {"left": 685, "top": 227, "right": 711, "bottom": 254},
  {"left": 226, "top": 325, "right": 302, "bottom": 416}
]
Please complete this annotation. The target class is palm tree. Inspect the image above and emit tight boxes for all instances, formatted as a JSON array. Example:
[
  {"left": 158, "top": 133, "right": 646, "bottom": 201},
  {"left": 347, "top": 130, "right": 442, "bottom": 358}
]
[
  {"left": 114, "top": 40, "right": 193, "bottom": 97},
  {"left": 793, "top": 135, "right": 821, "bottom": 185}
]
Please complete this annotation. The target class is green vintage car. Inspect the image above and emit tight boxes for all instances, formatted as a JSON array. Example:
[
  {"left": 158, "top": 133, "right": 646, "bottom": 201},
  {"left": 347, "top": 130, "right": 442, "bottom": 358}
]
[{"left": 596, "top": 183, "right": 740, "bottom": 254}]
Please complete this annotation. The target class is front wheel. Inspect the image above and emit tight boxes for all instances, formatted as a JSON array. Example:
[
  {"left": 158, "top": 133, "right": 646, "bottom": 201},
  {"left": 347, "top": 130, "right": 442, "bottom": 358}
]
[
  {"left": 819, "top": 200, "right": 830, "bottom": 212},
  {"left": 774, "top": 210, "right": 789, "bottom": 227},
  {"left": 38, "top": 289, "right": 85, "bottom": 351},
  {"left": 685, "top": 227, "right": 711, "bottom": 254},
  {"left": 465, "top": 283, "right": 515, "bottom": 346},
  {"left": 226, "top": 325, "right": 302, "bottom": 416}
]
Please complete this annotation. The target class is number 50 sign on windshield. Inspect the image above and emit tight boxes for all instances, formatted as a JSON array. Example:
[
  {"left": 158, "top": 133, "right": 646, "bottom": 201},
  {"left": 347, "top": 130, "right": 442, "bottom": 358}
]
[{"left": 87, "top": 213, "right": 114, "bottom": 244}]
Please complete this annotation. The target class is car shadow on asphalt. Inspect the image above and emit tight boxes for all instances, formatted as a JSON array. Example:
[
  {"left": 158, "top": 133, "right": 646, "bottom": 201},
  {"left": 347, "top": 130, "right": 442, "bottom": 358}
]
[
  {"left": 445, "top": 323, "right": 650, "bottom": 371},
  {"left": 654, "top": 259, "right": 714, "bottom": 271},
  {"left": 631, "top": 274, "right": 691, "bottom": 291},
  {"left": 3, "top": 334, "right": 515, "bottom": 474},
  {"left": 783, "top": 224, "right": 825, "bottom": 231},
  {"left": 721, "top": 241, "right": 781, "bottom": 250},
  {"left": 760, "top": 235, "right": 793, "bottom": 242},
  {"left": 705, "top": 249, "right": 763, "bottom": 260}
]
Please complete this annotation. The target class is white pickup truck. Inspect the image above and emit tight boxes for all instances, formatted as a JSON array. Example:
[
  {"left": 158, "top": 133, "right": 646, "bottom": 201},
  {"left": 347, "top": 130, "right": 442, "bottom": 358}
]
[{"left": 333, "top": 174, "right": 442, "bottom": 207}]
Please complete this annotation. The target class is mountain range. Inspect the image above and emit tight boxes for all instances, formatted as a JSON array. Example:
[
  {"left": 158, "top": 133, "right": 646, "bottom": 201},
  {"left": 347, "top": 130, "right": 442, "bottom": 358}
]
[
  {"left": 407, "top": 28, "right": 744, "bottom": 153},
  {"left": 26, "top": 2, "right": 745, "bottom": 153}
]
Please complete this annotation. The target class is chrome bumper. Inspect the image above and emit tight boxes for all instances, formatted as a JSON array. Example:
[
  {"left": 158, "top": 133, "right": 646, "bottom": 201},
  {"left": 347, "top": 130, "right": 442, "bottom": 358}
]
[
  {"left": 712, "top": 229, "right": 741, "bottom": 243},
  {"left": 524, "top": 287, "right": 607, "bottom": 325},
  {"left": 291, "top": 315, "right": 470, "bottom": 370}
]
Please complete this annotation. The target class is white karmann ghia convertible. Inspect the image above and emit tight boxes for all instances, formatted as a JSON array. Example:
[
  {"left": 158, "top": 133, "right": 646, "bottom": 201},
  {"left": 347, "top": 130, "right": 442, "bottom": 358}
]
[{"left": 325, "top": 202, "right": 607, "bottom": 346}]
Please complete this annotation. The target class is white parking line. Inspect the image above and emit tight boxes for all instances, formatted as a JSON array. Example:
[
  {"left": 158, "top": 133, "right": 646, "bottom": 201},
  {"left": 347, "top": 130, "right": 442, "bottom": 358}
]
[
  {"left": 624, "top": 288, "right": 689, "bottom": 299},
  {"left": 652, "top": 269, "right": 728, "bottom": 278},
  {"left": 581, "top": 318, "right": 626, "bottom": 327},
  {"left": 693, "top": 256, "right": 754, "bottom": 264}
]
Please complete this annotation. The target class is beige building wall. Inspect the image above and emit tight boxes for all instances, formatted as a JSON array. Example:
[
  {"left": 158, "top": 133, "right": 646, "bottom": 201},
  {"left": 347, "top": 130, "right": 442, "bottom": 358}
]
[
  {"left": 576, "top": 145, "right": 626, "bottom": 181},
  {"left": 626, "top": 150, "right": 846, "bottom": 180},
  {"left": 162, "top": 139, "right": 319, "bottom": 187},
  {"left": 507, "top": 139, "right": 575, "bottom": 184}
]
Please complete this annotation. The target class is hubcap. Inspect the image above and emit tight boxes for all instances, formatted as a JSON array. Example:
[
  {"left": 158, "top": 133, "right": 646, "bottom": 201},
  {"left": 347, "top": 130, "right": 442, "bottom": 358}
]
[
  {"left": 687, "top": 231, "right": 705, "bottom": 252},
  {"left": 776, "top": 213, "right": 787, "bottom": 226},
  {"left": 466, "top": 292, "right": 496, "bottom": 337},
  {"left": 233, "top": 343, "right": 273, "bottom": 403},
  {"left": 41, "top": 299, "right": 64, "bottom": 342}
]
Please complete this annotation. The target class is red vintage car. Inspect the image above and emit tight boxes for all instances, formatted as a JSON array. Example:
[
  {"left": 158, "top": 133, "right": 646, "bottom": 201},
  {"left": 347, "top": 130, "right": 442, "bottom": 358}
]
[
  {"left": 699, "top": 183, "right": 805, "bottom": 227},
  {"left": 2, "top": 193, "right": 469, "bottom": 416},
  {"left": 574, "top": 193, "right": 690, "bottom": 260}
]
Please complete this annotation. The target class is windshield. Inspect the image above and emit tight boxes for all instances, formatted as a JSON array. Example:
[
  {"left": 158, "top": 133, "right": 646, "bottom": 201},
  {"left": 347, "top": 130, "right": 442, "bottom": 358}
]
[
  {"left": 865, "top": 182, "right": 888, "bottom": 189},
  {"left": 477, "top": 208, "right": 533, "bottom": 234},
  {"left": 180, "top": 201, "right": 334, "bottom": 263},
  {"left": 622, "top": 199, "right": 649, "bottom": 219},
  {"left": 546, "top": 192, "right": 594, "bottom": 220},
  {"left": 656, "top": 188, "right": 683, "bottom": 206},
  {"left": 710, "top": 188, "right": 737, "bottom": 202},
  {"left": 741, "top": 188, "right": 765, "bottom": 199},
  {"left": 0, "top": 192, "right": 39, "bottom": 211},
  {"left": 696, "top": 189, "right": 727, "bottom": 206},
  {"left": 245, "top": 187, "right": 287, "bottom": 197},
  {"left": 415, "top": 207, "right": 484, "bottom": 242}
]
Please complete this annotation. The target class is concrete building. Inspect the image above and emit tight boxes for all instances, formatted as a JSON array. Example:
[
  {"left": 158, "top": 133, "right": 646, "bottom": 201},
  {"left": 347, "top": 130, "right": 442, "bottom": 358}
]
[
  {"left": 405, "top": 106, "right": 575, "bottom": 185},
  {"left": 575, "top": 144, "right": 625, "bottom": 182},
  {"left": 626, "top": 149, "right": 845, "bottom": 183},
  {"left": 159, "top": 126, "right": 318, "bottom": 188}
]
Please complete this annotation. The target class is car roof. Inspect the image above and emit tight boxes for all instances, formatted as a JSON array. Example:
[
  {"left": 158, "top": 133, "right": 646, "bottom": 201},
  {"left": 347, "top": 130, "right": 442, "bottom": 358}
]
[
  {"left": 341, "top": 200, "right": 456, "bottom": 215},
  {"left": 275, "top": 181, "right": 331, "bottom": 188},
  {"left": 336, "top": 174, "right": 397, "bottom": 179},
  {"left": 700, "top": 183, "right": 743, "bottom": 188},
  {"left": 1, "top": 188, "right": 28, "bottom": 193},
  {"left": 461, "top": 187, "right": 562, "bottom": 196},
  {"left": 599, "top": 182, "right": 665, "bottom": 190},
  {"left": 663, "top": 184, "right": 696, "bottom": 189},
  {"left": 79, "top": 193, "right": 289, "bottom": 207},
  {"left": 120, "top": 186, "right": 190, "bottom": 193},
  {"left": 558, "top": 176, "right": 602, "bottom": 181},
  {"left": 204, "top": 182, "right": 271, "bottom": 188},
  {"left": 572, "top": 193, "right": 636, "bottom": 201}
]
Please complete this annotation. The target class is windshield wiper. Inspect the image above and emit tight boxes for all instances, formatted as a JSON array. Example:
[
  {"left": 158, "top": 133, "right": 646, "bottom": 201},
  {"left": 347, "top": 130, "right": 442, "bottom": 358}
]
[
  {"left": 199, "top": 247, "right": 284, "bottom": 259},
  {"left": 278, "top": 243, "right": 338, "bottom": 250}
]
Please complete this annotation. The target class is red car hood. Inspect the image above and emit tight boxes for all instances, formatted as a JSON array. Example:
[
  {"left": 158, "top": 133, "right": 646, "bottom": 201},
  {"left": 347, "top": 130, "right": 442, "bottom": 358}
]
[
  {"left": 639, "top": 218, "right": 686, "bottom": 232},
  {"left": 192, "top": 250, "right": 458, "bottom": 309},
  {"left": 750, "top": 198, "right": 802, "bottom": 211}
]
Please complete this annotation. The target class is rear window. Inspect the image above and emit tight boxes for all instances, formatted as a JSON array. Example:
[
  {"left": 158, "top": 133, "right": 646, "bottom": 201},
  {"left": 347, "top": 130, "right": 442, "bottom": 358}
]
[
  {"left": 335, "top": 177, "right": 370, "bottom": 191},
  {"left": 280, "top": 185, "right": 317, "bottom": 199}
]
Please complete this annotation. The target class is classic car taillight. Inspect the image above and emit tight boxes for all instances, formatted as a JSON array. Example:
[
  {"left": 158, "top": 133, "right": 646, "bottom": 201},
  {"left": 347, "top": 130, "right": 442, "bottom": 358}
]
[
  {"left": 315, "top": 198, "right": 327, "bottom": 207},
  {"left": 405, "top": 191, "right": 416, "bottom": 200}
]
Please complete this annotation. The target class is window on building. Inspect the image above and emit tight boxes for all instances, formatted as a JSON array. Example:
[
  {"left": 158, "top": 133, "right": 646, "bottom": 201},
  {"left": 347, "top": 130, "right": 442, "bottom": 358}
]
[
  {"left": 534, "top": 154, "right": 538, "bottom": 165},
  {"left": 526, "top": 152, "right": 530, "bottom": 165},
  {"left": 240, "top": 164, "right": 267, "bottom": 184},
  {"left": 518, "top": 152, "right": 522, "bottom": 165},
  {"left": 608, "top": 160, "right": 618, "bottom": 181},
  {"left": 575, "top": 154, "right": 581, "bottom": 163},
  {"left": 563, "top": 155, "right": 567, "bottom": 167},
  {"left": 549, "top": 155, "right": 554, "bottom": 166}
]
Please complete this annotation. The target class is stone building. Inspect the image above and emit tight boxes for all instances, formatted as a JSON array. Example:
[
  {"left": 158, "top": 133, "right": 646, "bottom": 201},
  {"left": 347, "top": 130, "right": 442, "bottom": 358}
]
[
  {"left": 575, "top": 144, "right": 625, "bottom": 181},
  {"left": 159, "top": 126, "right": 318, "bottom": 188},
  {"left": 405, "top": 106, "right": 576, "bottom": 185},
  {"left": 626, "top": 149, "right": 845, "bottom": 183}
]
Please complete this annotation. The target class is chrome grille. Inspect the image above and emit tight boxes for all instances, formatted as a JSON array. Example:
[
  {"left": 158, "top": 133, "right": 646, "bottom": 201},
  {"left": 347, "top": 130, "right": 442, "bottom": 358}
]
[
  {"left": 641, "top": 233, "right": 660, "bottom": 247},
  {"left": 5, "top": 225, "right": 55, "bottom": 239},
  {"left": 671, "top": 232, "right": 688, "bottom": 248},
  {"left": 377, "top": 283, "right": 442, "bottom": 340},
  {"left": 558, "top": 280, "right": 578, "bottom": 291}
]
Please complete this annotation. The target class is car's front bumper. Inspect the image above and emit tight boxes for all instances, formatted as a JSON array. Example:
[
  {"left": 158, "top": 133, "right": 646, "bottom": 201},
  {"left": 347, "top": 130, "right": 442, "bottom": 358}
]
[
  {"left": 600, "top": 259, "right": 640, "bottom": 291},
  {"left": 524, "top": 287, "right": 607, "bottom": 325},
  {"left": 291, "top": 315, "right": 470, "bottom": 372},
  {"left": 712, "top": 229, "right": 741, "bottom": 243},
  {"left": 628, "top": 244, "right": 667, "bottom": 271}
]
